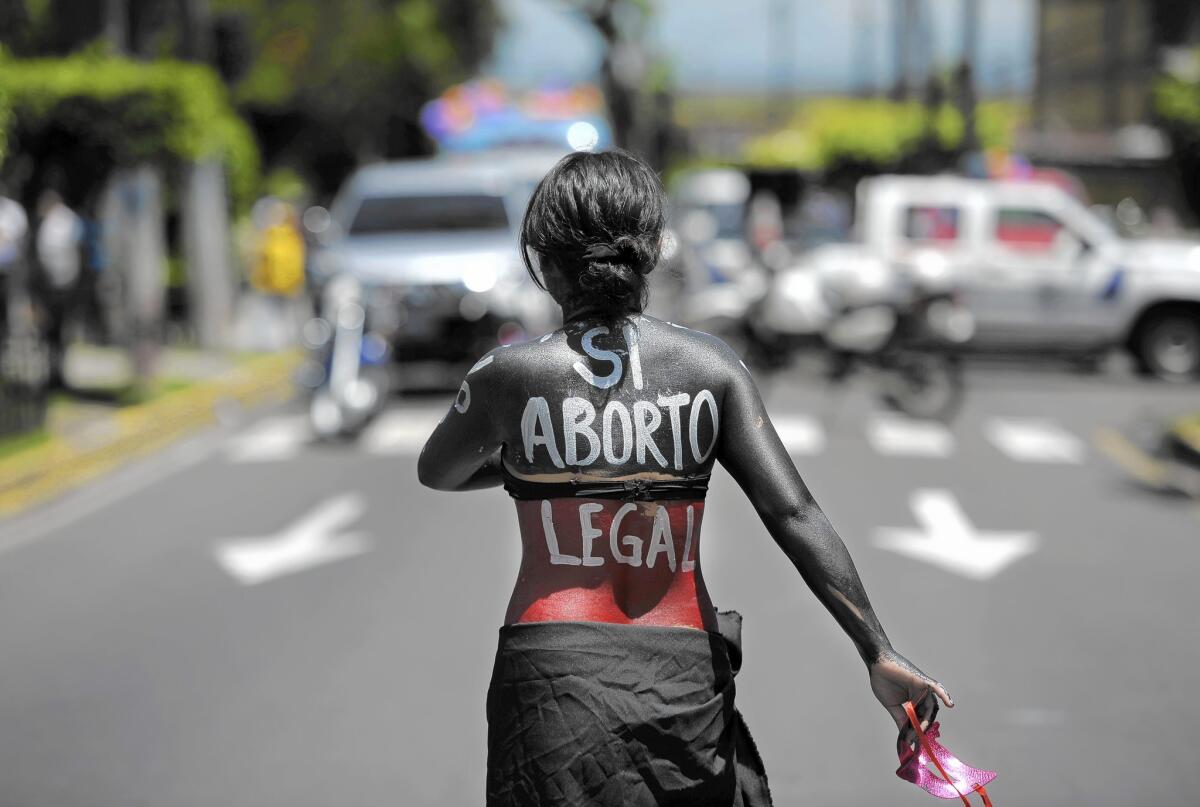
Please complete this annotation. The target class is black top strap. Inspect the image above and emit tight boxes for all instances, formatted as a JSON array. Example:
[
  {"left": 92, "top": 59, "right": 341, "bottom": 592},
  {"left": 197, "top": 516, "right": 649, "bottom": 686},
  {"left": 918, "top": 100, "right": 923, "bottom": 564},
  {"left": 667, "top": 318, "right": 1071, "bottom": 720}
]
[{"left": 501, "top": 466, "right": 710, "bottom": 502}]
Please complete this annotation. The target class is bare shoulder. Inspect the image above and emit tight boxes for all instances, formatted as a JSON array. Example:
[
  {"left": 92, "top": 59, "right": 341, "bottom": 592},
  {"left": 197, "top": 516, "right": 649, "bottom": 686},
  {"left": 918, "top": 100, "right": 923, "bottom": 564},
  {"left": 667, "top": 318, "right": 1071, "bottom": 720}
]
[
  {"left": 452, "top": 343, "right": 522, "bottom": 412},
  {"left": 635, "top": 316, "right": 750, "bottom": 386},
  {"left": 458, "top": 333, "right": 571, "bottom": 399}
]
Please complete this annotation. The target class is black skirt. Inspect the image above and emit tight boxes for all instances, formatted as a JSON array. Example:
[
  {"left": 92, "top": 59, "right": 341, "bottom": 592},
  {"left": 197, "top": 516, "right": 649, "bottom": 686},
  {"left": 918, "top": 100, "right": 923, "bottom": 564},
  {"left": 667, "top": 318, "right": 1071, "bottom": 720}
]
[{"left": 486, "top": 611, "right": 773, "bottom": 806}]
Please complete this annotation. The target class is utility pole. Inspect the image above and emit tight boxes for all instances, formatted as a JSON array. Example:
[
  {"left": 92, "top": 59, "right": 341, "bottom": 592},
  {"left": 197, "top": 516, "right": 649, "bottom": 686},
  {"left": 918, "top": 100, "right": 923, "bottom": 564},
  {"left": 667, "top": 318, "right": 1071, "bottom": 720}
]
[
  {"left": 893, "top": 0, "right": 917, "bottom": 99},
  {"left": 767, "top": 0, "right": 795, "bottom": 127},
  {"left": 958, "top": 0, "right": 980, "bottom": 155},
  {"left": 853, "top": 0, "right": 880, "bottom": 97},
  {"left": 103, "top": 0, "right": 127, "bottom": 53},
  {"left": 583, "top": 0, "right": 642, "bottom": 151},
  {"left": 178, "top": 0, "right": 213, "bottom": 62},
  {"left": 178, "top": 0, "right": 236, "bottom": 349},
  {"left": 101, "top": 0, "right": 167, "bottom": 383}
]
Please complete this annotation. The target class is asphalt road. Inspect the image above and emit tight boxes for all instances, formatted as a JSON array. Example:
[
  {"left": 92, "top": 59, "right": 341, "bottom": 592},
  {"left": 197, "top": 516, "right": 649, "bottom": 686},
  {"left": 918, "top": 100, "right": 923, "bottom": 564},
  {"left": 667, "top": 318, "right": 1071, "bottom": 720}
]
[{"left": 1, "top": 363, "right": 1197, "bottom": 807}]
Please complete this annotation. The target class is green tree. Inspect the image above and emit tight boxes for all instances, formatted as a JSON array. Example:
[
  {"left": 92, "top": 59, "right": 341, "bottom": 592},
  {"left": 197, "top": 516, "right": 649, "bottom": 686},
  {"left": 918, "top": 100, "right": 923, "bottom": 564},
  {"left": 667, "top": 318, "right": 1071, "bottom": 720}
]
[
  {"left": 1154, "top": 73, "right": 1200, "bottom": 224},
  {"left": 211, "top": 0, "right": 499, "bottom": 195},
  {"left": 3, "top": 0, "right": 500, "bottom": 195}
]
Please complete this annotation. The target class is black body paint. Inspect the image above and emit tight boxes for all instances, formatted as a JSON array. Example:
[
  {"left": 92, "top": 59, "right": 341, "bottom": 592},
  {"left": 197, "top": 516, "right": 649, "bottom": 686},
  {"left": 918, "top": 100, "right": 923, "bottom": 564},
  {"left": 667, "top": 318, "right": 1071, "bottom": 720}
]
[{"left": 420, "top": 313, "right": 950, "bottom": 744}]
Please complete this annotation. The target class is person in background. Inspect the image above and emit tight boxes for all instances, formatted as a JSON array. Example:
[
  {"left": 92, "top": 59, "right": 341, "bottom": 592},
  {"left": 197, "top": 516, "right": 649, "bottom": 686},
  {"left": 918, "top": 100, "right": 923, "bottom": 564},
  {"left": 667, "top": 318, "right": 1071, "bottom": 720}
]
[
  {"left": 33, "top": 190, "right": 83, "bottom": 388},
  {"left": 0, "top": 189, "right": 29, "bottom": 336},
  {"left": 250, "top": 199, "right": 306, "bottom": 349},
  {"left": 77, "top": 212, "right": 111, "bottom": 345},
  {"left": 252, "top": 200, "right": 306, "bottom": 298}
]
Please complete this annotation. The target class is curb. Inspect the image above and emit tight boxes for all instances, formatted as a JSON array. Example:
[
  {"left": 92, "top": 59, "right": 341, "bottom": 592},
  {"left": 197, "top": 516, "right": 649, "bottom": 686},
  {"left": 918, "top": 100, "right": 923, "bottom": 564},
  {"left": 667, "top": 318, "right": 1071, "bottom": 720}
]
[{"left": 0, "top": 351, "right": 301, "bottom": 517}]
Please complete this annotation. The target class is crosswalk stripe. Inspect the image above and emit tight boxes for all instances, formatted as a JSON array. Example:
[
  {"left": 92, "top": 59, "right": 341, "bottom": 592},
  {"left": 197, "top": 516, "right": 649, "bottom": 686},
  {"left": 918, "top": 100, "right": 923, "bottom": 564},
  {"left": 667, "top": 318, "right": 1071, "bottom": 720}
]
[
  {"left": 222, "top": 409, "right": 1089, "bottom": 468},
  {"left": 361, "top": 408, "right": 446, "bottom": 456},
  {"left": 985, "top": 418, "right": 1085, "bottom": 464},
  {"left": 773, "top": 414, "right": 825, "bottom": 455},
  {"left": 866, "top": 415, "right": 954, "bottom": 457},
  {"left": 226, "top": 415, "right": 310, "bottom": 463}
]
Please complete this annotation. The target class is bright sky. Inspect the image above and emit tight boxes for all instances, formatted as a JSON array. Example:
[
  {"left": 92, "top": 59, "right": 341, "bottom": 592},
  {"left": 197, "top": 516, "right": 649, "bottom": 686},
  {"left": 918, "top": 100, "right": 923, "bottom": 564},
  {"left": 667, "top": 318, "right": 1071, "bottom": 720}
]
[{"left": 487, "top": 0, "right": 1035, "bottom": 94}]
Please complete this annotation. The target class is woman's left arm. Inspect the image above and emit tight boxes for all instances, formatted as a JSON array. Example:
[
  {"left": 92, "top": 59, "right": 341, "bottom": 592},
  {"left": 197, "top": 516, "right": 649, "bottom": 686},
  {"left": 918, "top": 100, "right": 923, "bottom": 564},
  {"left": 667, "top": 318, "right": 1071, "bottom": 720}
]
[
  {"left": 417, "top": 351, "right": 506, "bottom": 491},
  {"left": 715, "top": 350, "right": 952, "bottom": 742}
]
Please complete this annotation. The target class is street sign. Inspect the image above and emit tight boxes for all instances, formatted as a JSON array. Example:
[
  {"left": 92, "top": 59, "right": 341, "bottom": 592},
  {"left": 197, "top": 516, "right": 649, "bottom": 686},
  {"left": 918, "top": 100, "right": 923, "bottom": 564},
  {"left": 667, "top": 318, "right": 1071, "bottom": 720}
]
[
  {"left": 214, "top": 494, "right": 369, "bottom": 585},
  {"left": 873, "top": 489, "right": 1037, "bottom": 580}
]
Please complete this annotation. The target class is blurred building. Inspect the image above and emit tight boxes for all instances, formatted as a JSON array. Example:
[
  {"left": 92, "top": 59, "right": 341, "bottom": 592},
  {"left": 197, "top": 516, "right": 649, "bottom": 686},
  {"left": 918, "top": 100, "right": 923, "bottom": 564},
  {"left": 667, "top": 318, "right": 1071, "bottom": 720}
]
[{"left": 1022, "top": 0, "right": 1200, "bottom": 220}]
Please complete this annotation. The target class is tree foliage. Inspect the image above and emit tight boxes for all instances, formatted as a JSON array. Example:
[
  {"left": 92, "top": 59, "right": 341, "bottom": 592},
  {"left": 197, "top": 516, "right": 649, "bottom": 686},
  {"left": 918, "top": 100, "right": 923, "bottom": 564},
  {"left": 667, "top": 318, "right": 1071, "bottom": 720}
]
[
  {"left": 743, "top": 98, "right": 1024, "bottom": 172},
  {"left": 1153, "top": 71, "right": 1200, "bottom": 222},
  {"left": 1155, "top": 74, "right": 1200, "bottom": 130},
  {"left": 211, "top": 0, "right": 499, "bottom": 185},
  {"left": 0, "top": 50, "right": 259, "bottom": 208}
]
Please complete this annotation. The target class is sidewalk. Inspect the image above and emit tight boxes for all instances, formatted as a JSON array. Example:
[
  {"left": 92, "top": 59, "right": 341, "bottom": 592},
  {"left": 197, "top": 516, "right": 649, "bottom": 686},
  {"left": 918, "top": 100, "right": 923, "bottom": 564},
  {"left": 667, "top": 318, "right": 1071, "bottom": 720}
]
[{"left": 0, "top": 344, "right": 301, "bottom": 518}]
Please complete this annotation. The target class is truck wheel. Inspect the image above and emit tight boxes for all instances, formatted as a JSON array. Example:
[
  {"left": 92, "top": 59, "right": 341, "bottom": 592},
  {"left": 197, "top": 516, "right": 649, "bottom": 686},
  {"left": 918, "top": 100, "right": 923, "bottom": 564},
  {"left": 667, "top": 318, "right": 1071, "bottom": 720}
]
[{"left": 1136, "top": 310, "right": 1200, "bottom": 381}]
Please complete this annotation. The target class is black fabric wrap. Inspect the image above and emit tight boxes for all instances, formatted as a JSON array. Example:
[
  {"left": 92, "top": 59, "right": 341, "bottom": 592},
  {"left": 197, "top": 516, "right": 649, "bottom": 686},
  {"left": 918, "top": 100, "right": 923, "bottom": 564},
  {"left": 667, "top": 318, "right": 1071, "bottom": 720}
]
[
  {"left": 486, "top": 611, "right": 773, "bottom": 806},
  {"left": 500, "top": 470, "right": 710, "bottom": 502}
]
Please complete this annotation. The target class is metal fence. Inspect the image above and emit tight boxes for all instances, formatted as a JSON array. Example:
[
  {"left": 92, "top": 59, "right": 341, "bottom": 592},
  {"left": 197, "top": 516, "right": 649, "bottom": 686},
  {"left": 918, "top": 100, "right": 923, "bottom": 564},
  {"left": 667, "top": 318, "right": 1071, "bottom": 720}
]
[{"left": 0, "top": 333, "right": 51, "bottom": 440}]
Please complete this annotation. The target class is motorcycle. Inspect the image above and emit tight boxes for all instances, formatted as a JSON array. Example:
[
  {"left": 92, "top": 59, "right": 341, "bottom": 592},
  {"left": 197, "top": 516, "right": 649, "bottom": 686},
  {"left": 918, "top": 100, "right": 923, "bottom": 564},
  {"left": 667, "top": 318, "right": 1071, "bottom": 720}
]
[
  {"left": 298, "top": 274, "right": 391, "bottom": 440},
  {"left": 692, "top": 245, "right": 974, "bottom": 421},
  {"left": 819, "top": 289, "right": 973, "bottom": 421}
]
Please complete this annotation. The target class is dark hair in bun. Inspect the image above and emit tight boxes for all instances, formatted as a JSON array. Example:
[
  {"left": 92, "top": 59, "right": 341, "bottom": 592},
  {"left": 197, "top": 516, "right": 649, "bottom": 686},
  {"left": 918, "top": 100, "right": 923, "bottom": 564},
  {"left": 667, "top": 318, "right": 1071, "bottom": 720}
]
[{"left": 520, "top": 149, "right": 666, "bottom": 315}]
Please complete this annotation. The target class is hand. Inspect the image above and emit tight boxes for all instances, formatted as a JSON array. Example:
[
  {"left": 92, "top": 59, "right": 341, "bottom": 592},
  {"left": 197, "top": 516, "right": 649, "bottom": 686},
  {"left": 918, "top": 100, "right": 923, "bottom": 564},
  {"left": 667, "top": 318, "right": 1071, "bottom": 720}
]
[{"left": 868, "top": 648, "right": 953, "bottom": 747}]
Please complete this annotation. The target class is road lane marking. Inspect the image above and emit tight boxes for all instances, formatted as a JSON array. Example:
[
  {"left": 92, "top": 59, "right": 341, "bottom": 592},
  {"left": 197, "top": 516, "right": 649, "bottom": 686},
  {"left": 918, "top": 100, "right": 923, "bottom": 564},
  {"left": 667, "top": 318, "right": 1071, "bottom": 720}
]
[
  {"left": 226, "top": 415, "right": 309, "bottom": 463},
  {"left": 0, "top": 432, "right": 219, "bottom": 558},
  {"left": 985, "top": 418, "right": 1085, "bottom": 463},
  {"left": 361, "top": 408, "right": 445, "bottom": 456},
  {"left": 1093, "top": 428, "right": 1169, "bottom": 486},
  {"left": 773, "top": 414, "right": 825, "bottom": 455},
  {"left": 214, "top": 493, "right": 370, "bottom": 585},
  {"left": 866, "top": 416, "right": 954, "bottom": 457},
  {"left": 873, "top": 489, "right": 1038, "bottom": 580}
]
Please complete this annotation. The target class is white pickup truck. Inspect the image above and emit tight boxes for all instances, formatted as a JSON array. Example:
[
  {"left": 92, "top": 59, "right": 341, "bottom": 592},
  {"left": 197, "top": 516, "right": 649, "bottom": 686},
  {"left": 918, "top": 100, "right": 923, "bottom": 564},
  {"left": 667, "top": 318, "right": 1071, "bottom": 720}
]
[{"left": 781, "top": 175, "right": 1200, "bottom": 380}]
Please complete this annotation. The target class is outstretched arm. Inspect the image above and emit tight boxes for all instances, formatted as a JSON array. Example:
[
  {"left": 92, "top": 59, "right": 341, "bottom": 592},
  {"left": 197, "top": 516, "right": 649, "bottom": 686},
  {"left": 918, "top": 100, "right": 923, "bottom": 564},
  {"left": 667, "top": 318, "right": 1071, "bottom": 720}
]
[
  {"left": 716, "top": 357, "right": 952, "bottom": 739},
  {"left": 417, "top": 353, "right": 505, "bottom": 492}
]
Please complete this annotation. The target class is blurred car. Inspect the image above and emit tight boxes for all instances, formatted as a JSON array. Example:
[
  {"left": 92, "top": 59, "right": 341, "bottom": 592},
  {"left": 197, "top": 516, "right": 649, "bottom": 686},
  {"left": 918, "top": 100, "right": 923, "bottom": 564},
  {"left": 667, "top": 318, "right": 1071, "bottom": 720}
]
[
  {"left": 670, "top": 168, "right": 755, "bottom": 284},
  {"left": 773, "top": 175, "right": 1200, "bottom": 380},
  {"left": 312, "top": 152, "right": 561, "bottom": 388}
]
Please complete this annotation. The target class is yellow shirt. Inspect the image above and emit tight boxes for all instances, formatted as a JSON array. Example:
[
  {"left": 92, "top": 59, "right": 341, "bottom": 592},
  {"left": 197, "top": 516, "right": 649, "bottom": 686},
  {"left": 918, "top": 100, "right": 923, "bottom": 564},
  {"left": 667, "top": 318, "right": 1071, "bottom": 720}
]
[{"left": 253, "top": 223, "right": 305, "bottom": 296}]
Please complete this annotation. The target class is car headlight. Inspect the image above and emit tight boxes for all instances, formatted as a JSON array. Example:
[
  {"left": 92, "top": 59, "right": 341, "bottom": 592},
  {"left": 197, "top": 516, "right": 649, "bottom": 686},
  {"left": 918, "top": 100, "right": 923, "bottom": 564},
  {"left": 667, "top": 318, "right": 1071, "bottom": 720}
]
[{"left": 463, "top": 264, "right": 498, "bottom": 293}]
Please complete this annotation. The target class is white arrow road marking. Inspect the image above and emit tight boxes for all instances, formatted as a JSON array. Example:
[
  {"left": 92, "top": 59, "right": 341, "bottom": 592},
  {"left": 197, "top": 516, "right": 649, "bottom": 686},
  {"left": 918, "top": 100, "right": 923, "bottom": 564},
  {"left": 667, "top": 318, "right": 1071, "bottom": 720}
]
[
  {"left": 361, "top": 408, "right": 445, "bottom": 456},
  {"left": 873, "top": 489, "right": 1038, "bottom": 580},
  {"left": 214, "top": 494, "right": 370, "bottom": 585},
  {"left": 985, "top": 418, "right": 1085, "bottom": 464},
  {"left": 773, "top": 414, "right": 825, "bottom": 455},
  {"left": 867, "top": 416, "right": 954, "bottom": 457},
  {"left": 226, "top": 415, "right": 310, "bottom": 463}
]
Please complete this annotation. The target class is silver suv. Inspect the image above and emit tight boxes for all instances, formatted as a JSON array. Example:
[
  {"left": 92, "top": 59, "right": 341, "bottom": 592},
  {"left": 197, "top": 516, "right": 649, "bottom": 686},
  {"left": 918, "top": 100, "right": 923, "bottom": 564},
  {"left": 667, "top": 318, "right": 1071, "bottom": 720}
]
[{"left": 314, "top": 153, "right": 560, "bottom": 386}]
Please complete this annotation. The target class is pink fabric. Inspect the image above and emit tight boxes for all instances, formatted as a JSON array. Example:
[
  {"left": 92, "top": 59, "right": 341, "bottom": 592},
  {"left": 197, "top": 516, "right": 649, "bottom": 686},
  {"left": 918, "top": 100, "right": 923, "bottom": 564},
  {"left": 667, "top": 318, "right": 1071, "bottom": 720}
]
[{"left": 896, "top": 701, "right": 997, "bottom": 804}]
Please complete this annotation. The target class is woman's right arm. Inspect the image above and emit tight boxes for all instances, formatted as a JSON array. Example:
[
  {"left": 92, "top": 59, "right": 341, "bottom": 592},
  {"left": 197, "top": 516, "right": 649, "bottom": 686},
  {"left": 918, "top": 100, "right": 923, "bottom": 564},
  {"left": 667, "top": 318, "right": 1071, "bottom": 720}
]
[
  {"left": 417, "top": 351, "right": 506, "bottom": 492},
  {"left": 714, "top": 354, "right": 952, "bottom": 738}
]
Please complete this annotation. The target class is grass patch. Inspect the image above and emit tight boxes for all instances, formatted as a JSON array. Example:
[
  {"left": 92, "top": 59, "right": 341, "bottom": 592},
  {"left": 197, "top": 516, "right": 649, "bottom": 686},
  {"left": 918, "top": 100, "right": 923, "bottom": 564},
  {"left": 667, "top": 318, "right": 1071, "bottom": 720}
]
[
  {"left": 49, "top": 376, "right": 198, "bottom": 408},
  {"left": 0, "top": 428, "right": 50, "bottom": 461},
  {"left": 113, "top": 377, "right": 195, "bottom": 406}
]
